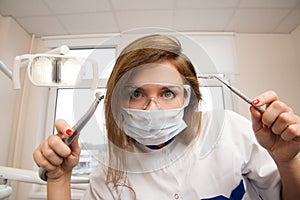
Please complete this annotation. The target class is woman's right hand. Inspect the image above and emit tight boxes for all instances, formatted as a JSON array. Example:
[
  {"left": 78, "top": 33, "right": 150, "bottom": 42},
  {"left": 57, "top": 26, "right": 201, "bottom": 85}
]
[{"left": 33, "top": 119, "right": 81, "bottom": 181}]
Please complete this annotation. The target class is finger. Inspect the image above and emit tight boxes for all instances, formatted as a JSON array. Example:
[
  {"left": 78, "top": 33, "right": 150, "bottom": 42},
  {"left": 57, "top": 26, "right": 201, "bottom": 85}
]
[
  {"left": 280, "top": 123, "right": 300, "bottom": 141},
  {"left": 250, "top": 106, "right": 264, "bottom": 132},
  {"left": 69, "top": 134, "right": 81, "bottom": 156},
  {"left": 279, "top": 115, "right": 300, "bottom": 141},
  {"left": 47, "top": 134, "right": 71, "bottom": 158},
  {"left": 56, "top": 124, "right": 81, "bottom": 156},
  {"left": 262, "top": 101, "right": 292, "bottom": 127},
  {"left": 33, "top": 145, "right": 57, "bottom": 171},
  {"left": 55, "top": 119, "right": 73, "bottom": 137},
  {"left": 271, "top": 111, "right": 295, "bottom": 135},
  {"left": 250, "top": 90, "right": 279, "bottom": 130},
  {"left": 252, "top": 90, "right": 278, "bottom": 107},
  {"left": 40, "top": 139, "right": 65, "bottom": 166}
]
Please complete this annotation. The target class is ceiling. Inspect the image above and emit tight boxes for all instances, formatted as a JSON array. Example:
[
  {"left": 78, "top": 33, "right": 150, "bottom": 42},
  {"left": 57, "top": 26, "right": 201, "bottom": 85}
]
[{"left": 1, "top": 0, "right": 300, "bottom": 37}]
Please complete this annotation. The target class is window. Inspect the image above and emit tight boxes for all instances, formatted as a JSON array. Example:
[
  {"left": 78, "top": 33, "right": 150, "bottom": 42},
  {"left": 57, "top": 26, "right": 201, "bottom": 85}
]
[
  {"left": 54, "top": 48, "right": 115, "bottom": 176},
  {"left": 198, "top": 76, "right": 234, "bottom": 111},
  {"left": 55, "top": 88, "right": 107, "bottom": 175}
]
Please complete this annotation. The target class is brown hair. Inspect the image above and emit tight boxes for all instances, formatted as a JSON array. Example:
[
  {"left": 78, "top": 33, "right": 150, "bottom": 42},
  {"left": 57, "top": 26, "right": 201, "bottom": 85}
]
[{"left": 104, "top": 34, "right": 202, "bottom": 189}]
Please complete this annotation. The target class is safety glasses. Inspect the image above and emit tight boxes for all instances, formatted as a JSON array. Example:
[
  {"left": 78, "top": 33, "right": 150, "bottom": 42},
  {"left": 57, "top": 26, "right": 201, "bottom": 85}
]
[{"left": 121, "top": 82, "right": 191, "bottom": 110}]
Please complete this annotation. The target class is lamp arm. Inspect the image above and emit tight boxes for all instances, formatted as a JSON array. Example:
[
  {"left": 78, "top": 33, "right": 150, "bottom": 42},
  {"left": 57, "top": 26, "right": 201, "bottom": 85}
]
[
  {"left": 0, "top": 60, "right": 12, "bottom": 80},
  {"left": 12, "top": 55, "right": 32, "bottom": 89}
]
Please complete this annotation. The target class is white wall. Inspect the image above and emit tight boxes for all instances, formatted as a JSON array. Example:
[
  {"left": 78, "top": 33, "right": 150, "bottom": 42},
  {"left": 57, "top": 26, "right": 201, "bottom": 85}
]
[
  {"left": 0, "top": 15, "right": 31, "bottom": 166},
  {"left": 235, "top": 28, "right": 300, "bottom": 119},
  {"left": 291, "top": 25, "right": 300, "bottom": 66}
]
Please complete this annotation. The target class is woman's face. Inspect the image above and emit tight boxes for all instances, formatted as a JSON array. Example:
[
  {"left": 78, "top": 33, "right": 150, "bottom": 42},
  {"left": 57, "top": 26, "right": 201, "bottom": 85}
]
[{"left": 122, "top": 61, "right": 189, "bottom": 110}]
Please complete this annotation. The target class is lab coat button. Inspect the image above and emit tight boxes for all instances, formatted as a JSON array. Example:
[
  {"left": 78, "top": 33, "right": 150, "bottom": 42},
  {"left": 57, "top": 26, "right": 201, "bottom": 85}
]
[{"left": 174, "top": 193, "right": 179, "bottom": 199}]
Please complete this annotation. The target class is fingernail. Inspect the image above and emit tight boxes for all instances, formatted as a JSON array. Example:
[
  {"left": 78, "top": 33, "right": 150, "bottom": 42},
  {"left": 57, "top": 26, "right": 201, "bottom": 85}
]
[
  {"left": 252, "top": 99, "right": 260, "bottom": 105},
  {"left": 262, "top": 124, "right": 269, "bottom": 129},
  {"left": 66, "top": 129, "right": 73, "bottom": 136}
]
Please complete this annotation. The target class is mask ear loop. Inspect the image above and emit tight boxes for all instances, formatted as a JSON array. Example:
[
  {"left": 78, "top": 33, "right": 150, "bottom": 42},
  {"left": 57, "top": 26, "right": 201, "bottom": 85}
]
[{"left": 142, "top": 97, "right": 161, "bottom": 110}]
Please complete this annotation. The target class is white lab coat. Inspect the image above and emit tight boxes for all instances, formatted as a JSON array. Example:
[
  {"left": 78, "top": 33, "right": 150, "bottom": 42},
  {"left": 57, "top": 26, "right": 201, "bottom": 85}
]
[{"left": 82, "top": 110, "right": 281, "bottom": 200}]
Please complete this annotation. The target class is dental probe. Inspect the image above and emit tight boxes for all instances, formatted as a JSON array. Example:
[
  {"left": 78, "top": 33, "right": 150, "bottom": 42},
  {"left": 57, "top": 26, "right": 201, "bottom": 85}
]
[
  {"left": 39, "top": 92, "right": 104, "bottom": 181},
  {"left": 198, "top": 75, "right": 265, "bottom": 113}
]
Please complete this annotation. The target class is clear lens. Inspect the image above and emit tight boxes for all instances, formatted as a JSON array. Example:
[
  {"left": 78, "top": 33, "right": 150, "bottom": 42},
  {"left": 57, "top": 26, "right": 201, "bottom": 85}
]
[{"left": 122, "top": 83, "right": 191, "bottom": 110}]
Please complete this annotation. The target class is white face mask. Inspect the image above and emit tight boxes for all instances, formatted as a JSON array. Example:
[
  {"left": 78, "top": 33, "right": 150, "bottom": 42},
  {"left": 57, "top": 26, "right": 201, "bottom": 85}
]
[{"left": 121, "top": 107, "right": 187, "bottom": 145}]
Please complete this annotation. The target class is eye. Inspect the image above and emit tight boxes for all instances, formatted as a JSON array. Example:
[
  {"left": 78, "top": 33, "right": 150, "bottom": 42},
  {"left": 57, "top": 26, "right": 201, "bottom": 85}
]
[
  {"left": 161, "top": 89, "right": 176, "bottom": 100},
  {"left": 130, "top": 88, "right": 143, "bottom": 100}
]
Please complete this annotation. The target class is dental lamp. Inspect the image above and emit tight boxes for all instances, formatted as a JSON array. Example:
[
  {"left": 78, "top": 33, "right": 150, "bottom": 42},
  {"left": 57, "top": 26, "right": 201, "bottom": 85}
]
[
  {"left": 0, "top": 45, "right": 99, "bottom": 89},
  {"left": 0, "top": 45, "right": 69, "bottom": 83}
]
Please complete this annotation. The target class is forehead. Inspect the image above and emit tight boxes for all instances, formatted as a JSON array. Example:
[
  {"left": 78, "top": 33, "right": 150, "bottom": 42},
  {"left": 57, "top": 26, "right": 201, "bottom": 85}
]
[{"left": 129, "top": 62, "right": 183, "bottom": 84}]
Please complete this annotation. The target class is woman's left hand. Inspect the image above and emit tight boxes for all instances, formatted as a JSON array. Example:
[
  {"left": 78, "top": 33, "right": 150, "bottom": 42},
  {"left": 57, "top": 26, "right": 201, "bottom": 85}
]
[{"left": 250, "top": 90, "right": 300, "bottom": 163}]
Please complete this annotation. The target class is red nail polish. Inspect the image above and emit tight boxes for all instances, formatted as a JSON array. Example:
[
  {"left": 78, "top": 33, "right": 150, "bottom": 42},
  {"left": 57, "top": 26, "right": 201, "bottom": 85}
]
[
  {"left": 262, "top": 124, "right": 269, "bottom": 129},
  {"left": 66, "top": 129, "right": 73, "bottom": 136},
  {"left": 253, "top": 99, "right": 260, "bottom": 105}
]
